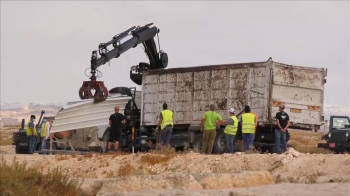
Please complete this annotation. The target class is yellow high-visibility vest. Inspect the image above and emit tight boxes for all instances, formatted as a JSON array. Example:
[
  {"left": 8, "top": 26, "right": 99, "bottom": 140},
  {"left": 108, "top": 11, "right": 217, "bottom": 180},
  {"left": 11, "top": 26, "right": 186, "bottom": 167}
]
[
  {"left": 40, "top": 122, "right": 49, "bottom": 137},
  {"left": 26, "top": 122, "right": 37, "bottom": 136},
  {"left": 242, "top": 113, "right": 256, "bottom": 134},
  {"left": 161, "top": 110, "right": 173, "bottom": 130},
  {"left": 224, "top": 116, "right": 238, "bottom": 135}
]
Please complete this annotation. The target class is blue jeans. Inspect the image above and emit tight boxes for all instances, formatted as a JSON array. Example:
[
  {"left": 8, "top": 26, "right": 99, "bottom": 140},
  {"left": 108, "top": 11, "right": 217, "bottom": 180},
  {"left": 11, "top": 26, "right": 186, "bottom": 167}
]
[
  {"left": 242, "top": 133, "right": 254, "bottom": 151},
  {"left": 275, "top": 129, "right": 287, "bottom": 153},
  {"left": 28, "top": 136, "right": 37, "bottom": 154},
  {"left": 41, "top": 137, "right": 48, "bottom": 154},
  {"left": 159, "top": 126, "right": 172, "bottom": 147},
  {"left": 225, "top": 134, "right": 235, "bottom": 153}
]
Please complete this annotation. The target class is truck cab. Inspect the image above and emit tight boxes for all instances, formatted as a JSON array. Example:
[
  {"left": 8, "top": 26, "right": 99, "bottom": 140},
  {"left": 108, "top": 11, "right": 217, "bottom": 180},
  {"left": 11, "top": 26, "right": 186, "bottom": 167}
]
[{"left": 318, "top": 116, "right": 350, "bottom": 153}]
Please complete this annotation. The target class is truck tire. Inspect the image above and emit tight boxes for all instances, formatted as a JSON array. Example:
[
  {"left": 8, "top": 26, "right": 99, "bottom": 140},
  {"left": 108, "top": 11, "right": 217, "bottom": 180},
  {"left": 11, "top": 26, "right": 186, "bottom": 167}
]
[
  {"left": 213, "top": 129, "right": 227, "bottom": 154},
  {"left": 192, "top": 134, "right": 203, "bottom": 153}
]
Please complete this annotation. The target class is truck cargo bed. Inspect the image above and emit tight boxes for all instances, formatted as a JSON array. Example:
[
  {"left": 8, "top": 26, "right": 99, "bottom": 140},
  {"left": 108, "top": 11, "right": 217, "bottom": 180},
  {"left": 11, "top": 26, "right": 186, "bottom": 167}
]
[{"left": 141, "top": 59, "right": 326, "bottom": 130}]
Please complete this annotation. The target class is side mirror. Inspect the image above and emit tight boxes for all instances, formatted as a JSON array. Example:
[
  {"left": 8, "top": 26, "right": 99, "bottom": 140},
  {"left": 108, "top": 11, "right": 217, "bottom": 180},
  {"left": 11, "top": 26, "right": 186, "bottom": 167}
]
[{"left": 345, "top": 124, "right": 350, "bottom": 128}]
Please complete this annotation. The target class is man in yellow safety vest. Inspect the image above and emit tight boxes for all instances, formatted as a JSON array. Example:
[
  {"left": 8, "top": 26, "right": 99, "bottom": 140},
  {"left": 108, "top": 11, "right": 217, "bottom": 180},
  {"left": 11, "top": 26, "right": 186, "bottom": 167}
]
[
  {"left": 240, "top": 105, "right": 256, "bottom": 151},
  {"left": 40, "top": 118, "right": 51, "bottom": 154},
  {"left": 157, "top": 103, "right": 174, "bottom": 147},
  {"left": 26, "top": 115, "right": 37, "bottom": 154},
  {"left": 222, "top": 108, "right": 239, "bottom": 153},
  {"left": 201, "top": 104, "right": 223, "bottom": 154}
]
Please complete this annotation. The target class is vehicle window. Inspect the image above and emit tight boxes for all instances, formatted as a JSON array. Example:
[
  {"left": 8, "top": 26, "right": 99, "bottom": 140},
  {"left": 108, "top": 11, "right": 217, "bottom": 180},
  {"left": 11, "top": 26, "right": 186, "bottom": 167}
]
[{"left": 332, "top": 118, "right": 350, "bottom": 129}]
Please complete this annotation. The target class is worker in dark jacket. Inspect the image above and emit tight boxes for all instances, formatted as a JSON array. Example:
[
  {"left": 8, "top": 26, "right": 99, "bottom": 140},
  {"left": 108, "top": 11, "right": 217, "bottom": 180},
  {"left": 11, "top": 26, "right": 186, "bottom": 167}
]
[{"left": 108, "top": 106, "right": 126, "bottom": 152}]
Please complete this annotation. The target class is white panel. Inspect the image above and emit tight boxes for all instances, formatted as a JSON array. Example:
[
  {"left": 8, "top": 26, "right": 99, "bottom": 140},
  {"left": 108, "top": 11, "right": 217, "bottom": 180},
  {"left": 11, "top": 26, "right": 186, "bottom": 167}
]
[
  {"left": 143, "top": 75, "right": 159, "bottom": 84},
  {"left": 159, "top": 83, "right": 176, "bottom": 93},
  {"left": 273, "top": 63, "right": 324, "bottom": 90},
  {"left": 159, "top": 92, "right": 176, "bottom": 103},
  {"left": 159, "top": 73, "right": 176, "bottom": 83},
  {"left": 175, "top": 92, "right": 192, "bottom": 102},
  {"left": 272, "top": 85, "right": 322, "bottom": 106},
  {"left": 51, "top": 96, "right": 131, "bottom": 133},
  {"left": 143, "top": 84, "right": 159, "bottom": 94},
  {"left": 143, "top": 93, "right": 158, "bottom": 104}
]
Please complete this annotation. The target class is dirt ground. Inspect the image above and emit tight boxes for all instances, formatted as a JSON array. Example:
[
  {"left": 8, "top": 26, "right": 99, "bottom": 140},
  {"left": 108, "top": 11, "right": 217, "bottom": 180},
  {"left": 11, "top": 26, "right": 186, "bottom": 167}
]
[{"left": 1, "top": 129, "right": 350, "bottom": 195}]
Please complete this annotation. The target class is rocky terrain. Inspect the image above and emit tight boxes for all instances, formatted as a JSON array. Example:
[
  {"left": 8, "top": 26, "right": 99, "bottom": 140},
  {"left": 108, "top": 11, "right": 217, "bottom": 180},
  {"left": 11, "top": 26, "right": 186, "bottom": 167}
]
[
  {"left": 1, "top": 145, "right": 349, "bottom": 195},
  {"left": 1, "top": 122, "right": 349, "bottom": 195}
]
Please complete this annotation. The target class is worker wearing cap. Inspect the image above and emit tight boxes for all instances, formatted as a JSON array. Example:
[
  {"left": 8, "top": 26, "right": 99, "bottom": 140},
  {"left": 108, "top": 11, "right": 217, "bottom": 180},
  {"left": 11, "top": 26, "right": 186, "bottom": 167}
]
[
  {"left": 240, "top": 105, "right": 256, "bottom": 151},
  {"left": 201, "top": 104, "right": 223, "bottom": 154},
  {"left": 222, "top": 108, "right": 238, "bottom": 153},
  {"left": 157, "top": 103, "right": 174, "bottom": 147},
  {"left": 26, "top": 114, "right": 37, "bottom": 154},
  {"left": 275, "top": 104, "right": 290, "bottom": 153},
  {"left": 40, "top": 118, "right": 51, "bottom": 154}
]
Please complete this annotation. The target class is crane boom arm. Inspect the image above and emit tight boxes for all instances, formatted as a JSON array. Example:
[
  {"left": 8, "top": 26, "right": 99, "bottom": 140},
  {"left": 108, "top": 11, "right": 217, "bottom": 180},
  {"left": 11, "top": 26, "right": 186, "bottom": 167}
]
[{"left": 79, "top": 23, "right": 168, "bottom": 102}]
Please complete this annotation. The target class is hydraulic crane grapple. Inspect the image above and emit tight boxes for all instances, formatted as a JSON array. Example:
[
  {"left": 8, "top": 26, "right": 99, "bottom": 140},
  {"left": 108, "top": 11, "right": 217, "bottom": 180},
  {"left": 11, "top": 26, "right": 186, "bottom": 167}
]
[{"left": 79, "top": 23, "right": 168, "bottom": 102}]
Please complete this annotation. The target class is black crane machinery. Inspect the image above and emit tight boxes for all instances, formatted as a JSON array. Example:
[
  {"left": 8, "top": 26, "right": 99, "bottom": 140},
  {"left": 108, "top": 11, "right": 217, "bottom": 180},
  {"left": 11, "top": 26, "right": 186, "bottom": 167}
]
[{"left": 79, "top": 23, "right": 168, "bottom": 102}]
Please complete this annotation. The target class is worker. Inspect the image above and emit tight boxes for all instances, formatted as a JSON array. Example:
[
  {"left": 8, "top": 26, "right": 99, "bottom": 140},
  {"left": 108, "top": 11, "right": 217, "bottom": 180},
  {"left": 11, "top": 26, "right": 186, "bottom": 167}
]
[
  {"left": 26, "top": 115, "right": 37, "bottom": 154},
  {"left": 40, "top": 118, "right": 50, "bottom": 154},
  {"left": 240, "top": 105, "right": 256, "bottom": 151},
  {"left": 108, "top": 106, "right": 126, "bottom": 152},
  {"left": 222, "top": 108, "right": 238, "bottom": 154},
  {"left": 251, "top": 112, "right": 259, "bottom": 140},
  {"left": 157, "top": 103, "right": 174, "bottom": 147},
  {"left": 201, "top": 104, "right": 223, "bottom": 154},
  {"left": 275, "top": 104, "right": 290, "bottom": 154}
]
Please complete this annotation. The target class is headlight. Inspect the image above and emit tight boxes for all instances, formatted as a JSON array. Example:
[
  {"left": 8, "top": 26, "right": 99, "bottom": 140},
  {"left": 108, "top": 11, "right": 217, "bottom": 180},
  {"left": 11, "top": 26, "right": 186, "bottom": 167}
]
[
  {"left": 346, "top": 132, "right": 349, "bottom": 137},
  {"left": 328, "top": 133, "right": 332, "bottom": 138}
]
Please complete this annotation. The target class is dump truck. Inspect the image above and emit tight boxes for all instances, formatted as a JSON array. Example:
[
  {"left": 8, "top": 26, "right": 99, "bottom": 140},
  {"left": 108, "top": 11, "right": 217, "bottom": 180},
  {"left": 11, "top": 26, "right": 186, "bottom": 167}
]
[
  {"left": 139, "top": 58, "right": 327, "bottom": 153},
  {"left": 50, "top": 58, "right": 327, "bottom": 153}
]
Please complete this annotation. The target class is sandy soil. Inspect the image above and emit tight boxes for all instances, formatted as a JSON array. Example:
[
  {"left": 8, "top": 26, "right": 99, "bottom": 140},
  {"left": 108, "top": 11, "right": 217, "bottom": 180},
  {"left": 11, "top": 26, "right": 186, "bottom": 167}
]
[
  {"left": 1, "top": 147, "right": 350, "bottom": 195},
  {"left": 1, "top": 129, "right": 350, "bottom": 195}
]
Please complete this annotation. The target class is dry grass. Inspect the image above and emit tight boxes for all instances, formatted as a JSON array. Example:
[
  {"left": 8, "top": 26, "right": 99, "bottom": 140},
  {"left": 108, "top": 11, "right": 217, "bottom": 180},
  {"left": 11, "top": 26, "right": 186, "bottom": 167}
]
[
  {"left": 138, "top": 144, "right": 177, "bottom": 166},
  {"left": 77, "top": 156, "right": 83, "bottom": 161},
  {"left": 0, "top": 134, "right": 13, "bottom": 146},
  {"left": 0, "top": 156, "right": 82, "bottom": 196},
  {"left": 289, "top": 130, "right": 325, "bottom": 146},
  {"left": 288, "top": 130, "right": 333, "bottom": 154},
  {"left": 105, "top": 170, "right": 115, "bottom": 178},
  {"left": 149, "top": 144, "right": 177, "bottom": 155},
  {"left": 117, "top": 161, "right": 134, "bottom": 176},
  {"left": 55, "top": 154, "right": 70, "bottom": 161},
  {"left": 83, "top": 153, "right": 94, "bottom": 158},
  {"left": 140, "top": 154, "right": 175, "bottom": 166}
]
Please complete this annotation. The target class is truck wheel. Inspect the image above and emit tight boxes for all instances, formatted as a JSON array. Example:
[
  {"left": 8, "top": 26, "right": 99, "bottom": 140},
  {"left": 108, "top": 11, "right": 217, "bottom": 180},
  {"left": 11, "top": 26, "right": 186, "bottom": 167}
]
[
  {"left": 192, "top": 135, "right": 203, "bottom": 153},
  {"left": 213, "top": 129, "right": 226, "bottom": 154}
]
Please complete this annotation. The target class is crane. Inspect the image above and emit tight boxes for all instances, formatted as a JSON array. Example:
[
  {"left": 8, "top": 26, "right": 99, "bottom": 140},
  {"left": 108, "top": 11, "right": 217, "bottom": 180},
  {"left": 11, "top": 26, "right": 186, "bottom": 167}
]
[{"left": 79, "top": 23, "right": 168, "bottom": 102}]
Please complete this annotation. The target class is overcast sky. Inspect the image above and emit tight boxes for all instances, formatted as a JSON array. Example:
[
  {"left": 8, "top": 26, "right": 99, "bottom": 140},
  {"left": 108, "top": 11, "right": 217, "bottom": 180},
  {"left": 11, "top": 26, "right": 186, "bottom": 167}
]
[{"left": 1, "top": 1, "right": 349, "bottom": 107}]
